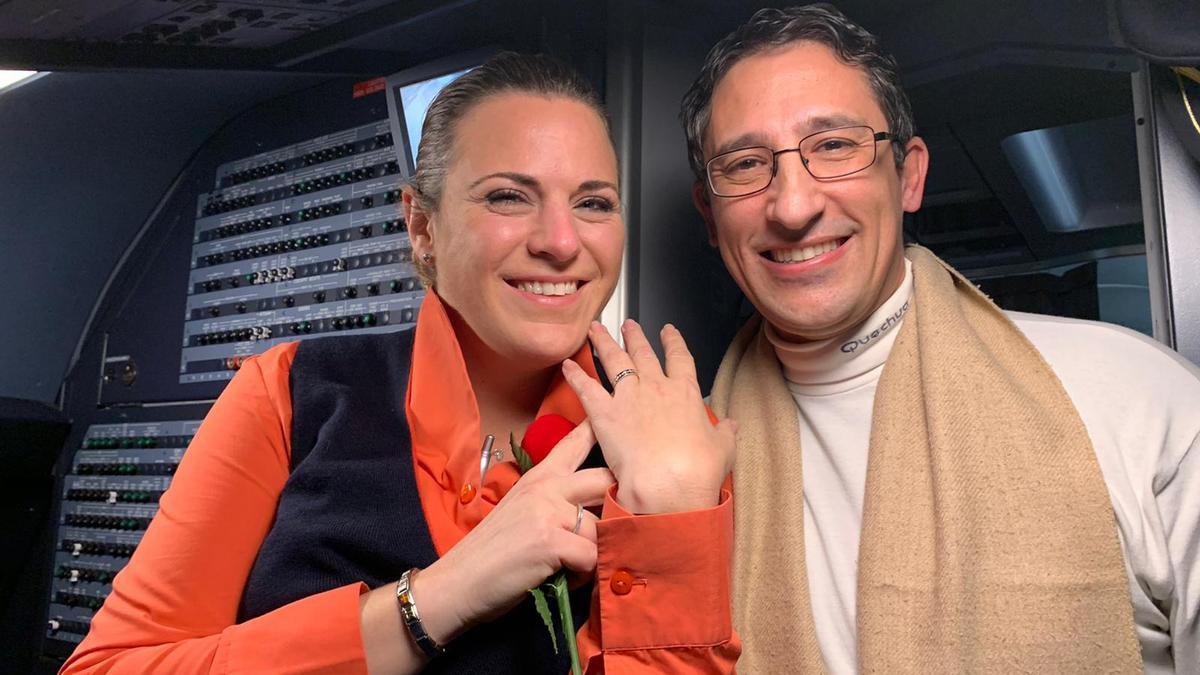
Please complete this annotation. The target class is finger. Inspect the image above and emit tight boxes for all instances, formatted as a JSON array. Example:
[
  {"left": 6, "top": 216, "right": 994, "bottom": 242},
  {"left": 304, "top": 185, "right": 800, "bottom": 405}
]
[
  {"left": 535, "top": 418, "right": 597, "bottom": 475},
  {"left": 560, "top": 467, "right": 616, "bottom": 507},
  {"left": 587, "top": 322, "right": 637, "bottom": 386},
  {"left": 661, "top": 323, "right": 699, "bottom": 383},
  {"left": 620, "top": 319, "right": 665, "bottom": 379},
  {"left": 561, "top": 359, "right": 613, "bottom": 418},
  {"left": 554, "top": 529, "right": 598, "bottom": 574},
  {"left": 569, "top": 509, "right": 600, "bottom": 544}
]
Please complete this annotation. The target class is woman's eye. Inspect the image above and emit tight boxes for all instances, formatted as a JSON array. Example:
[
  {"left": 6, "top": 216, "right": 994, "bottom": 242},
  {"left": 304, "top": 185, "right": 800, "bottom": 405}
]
[
  {"left": 577, "top": 196, "right": 615, "bottom": 212},
  {"left": 486, "top": 189, "right": 527, "bottom": 205}
]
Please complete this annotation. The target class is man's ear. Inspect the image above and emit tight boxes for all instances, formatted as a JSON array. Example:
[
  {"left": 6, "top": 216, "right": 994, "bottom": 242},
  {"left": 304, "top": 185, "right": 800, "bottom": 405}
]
[
  {"left": 402, "top": 186, "right": 434, "bottom": 256},
  {"left": 691, "top": 180, "right": 719, "bottom": 247},
  {"left": 899, "top": 136, "right": 929, "bottom": 214}
]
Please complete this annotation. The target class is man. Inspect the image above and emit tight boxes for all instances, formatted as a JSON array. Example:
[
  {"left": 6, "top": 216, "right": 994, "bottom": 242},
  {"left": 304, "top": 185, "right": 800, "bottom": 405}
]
[{"left": 681, "top": 5, "right": 1199, "bottom": 673}]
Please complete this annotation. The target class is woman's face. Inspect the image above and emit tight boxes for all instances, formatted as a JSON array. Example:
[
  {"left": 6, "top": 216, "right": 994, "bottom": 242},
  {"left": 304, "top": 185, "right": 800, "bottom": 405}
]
[{"left": 410, "top": 93, "right": 624, "bottom": 368}]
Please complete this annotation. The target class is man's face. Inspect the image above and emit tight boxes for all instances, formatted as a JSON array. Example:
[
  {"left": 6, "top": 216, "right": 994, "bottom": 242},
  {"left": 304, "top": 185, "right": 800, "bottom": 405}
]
[{"left": 696, "top": 42, "right": 928, "bottom": 342}]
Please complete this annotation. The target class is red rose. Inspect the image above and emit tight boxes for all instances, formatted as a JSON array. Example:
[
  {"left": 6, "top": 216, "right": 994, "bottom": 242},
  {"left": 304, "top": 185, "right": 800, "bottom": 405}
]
[{"left": 520, "top": 414, "right": 576, "bottom": 466}]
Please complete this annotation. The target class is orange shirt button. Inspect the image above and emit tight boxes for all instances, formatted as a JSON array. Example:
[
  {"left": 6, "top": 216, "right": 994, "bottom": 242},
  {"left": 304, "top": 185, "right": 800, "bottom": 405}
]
[
  {"left": 610, "top": 569, "right": 634, "bottom": 596},
  {"left": 459, "top": 483, "right": 476, "bottom": 504}
]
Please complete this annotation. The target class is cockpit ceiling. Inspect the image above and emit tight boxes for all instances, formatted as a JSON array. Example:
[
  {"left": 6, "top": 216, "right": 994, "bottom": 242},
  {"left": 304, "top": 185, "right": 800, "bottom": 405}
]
[{"left": 0, "top": 1, "right": 397, "bottom": 48}]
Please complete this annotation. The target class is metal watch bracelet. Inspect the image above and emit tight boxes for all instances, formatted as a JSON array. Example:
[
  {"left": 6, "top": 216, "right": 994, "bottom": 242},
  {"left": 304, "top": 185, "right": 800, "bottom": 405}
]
[{"left": 396, "top": 567, "right": 445, "bottom": 658}]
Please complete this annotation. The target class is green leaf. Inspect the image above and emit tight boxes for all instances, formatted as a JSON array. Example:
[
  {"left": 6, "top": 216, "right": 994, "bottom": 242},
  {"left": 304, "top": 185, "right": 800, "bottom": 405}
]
[
  {"left": 529, "top": 587, "right": 558, "bottom": 654},
  {"left": 510, "top": 432, "right": 534, "bottom": 474},
  {"left": 550, "top": 572, "right": 583, "bottom": 675}
]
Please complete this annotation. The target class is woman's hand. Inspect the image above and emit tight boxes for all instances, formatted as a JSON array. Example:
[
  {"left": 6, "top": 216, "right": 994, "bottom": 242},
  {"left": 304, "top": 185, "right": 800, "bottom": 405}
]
[
  {"left": 561, "top": 320, "right": 736, "bottom": 515},
  {"left": 413, "top": 421, "right": 614, "bottom": 641}
]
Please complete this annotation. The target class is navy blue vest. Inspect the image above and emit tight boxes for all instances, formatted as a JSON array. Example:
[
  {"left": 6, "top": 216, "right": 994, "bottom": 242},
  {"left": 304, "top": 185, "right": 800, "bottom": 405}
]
[{"left": 239, "top": 330, "right": 590, "bottom": 673}]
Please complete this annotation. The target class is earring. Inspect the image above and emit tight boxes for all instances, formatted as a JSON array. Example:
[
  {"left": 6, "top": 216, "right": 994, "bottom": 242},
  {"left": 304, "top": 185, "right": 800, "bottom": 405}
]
[{"left": 420, "top": 252, "right": 434, "bottom": 265}]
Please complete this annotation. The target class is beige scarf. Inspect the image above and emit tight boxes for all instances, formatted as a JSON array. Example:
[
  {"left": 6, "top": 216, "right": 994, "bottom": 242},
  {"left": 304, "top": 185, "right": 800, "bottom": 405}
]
[{"left": 709, "top": 245, "right": 1141, "bottom": 674}]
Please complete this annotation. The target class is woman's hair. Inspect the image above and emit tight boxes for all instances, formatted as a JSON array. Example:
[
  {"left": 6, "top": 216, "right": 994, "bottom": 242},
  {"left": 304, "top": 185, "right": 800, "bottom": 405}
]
[
  {"left": 409, "top": 51, "right": 607, "bottom": 286},
  {"left": 680, "top": 4, "right": 914, "bottom": 184}
]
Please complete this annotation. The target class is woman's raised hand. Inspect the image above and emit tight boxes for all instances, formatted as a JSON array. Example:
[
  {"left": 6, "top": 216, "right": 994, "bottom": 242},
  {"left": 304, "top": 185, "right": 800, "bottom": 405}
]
[
  {"left": 561, "top": 320, "right": 736, "bottom": 514},
  {"left": 414, "top": 421, "right": 614, "bottom": 640}
]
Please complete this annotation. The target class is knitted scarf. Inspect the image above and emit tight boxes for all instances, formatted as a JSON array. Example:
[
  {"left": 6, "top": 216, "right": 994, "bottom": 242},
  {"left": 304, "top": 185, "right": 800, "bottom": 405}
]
[{"left": 709, "top": 245, "right": 1141, "bottom": 673}]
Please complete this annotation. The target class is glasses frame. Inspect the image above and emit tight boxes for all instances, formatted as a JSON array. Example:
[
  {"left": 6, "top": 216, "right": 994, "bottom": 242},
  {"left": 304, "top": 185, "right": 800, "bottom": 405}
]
[{"left": 705, "top": 125, "right": 894, "bottom": 198}]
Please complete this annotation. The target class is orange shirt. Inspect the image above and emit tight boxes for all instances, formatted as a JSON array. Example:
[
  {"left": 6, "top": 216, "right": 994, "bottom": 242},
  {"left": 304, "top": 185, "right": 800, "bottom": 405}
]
[{"left": 61, "top": 293, "right": 738, "bottom": 674}]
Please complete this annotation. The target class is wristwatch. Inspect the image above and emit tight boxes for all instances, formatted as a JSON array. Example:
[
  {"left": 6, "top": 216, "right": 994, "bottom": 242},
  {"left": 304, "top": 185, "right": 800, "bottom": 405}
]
[{"left": 397, "top": 567, "right": 446, "bottom": 658}]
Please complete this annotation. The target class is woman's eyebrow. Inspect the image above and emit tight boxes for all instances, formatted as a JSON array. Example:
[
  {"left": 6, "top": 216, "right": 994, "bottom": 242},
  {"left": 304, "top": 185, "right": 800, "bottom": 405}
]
[
  {"left": 576, "top": 180, "right": 618, "bottom": 193},
  {"left": 468, "top": 172, "right": 539, "bottom": 189}
]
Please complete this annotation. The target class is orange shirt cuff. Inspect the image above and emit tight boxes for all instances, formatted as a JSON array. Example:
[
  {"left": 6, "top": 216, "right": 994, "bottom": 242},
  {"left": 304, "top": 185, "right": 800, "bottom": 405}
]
[
  {"left": 217, "top": 582, "right": 369, "bottom": 674},
  {"left": 592, "top": 486, "right": 733, "bottom": 651}
]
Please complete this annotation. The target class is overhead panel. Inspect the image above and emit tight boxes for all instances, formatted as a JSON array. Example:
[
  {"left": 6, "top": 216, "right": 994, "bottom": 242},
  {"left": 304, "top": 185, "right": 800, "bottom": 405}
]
[{"left": 0, "top": 0, "right": 396, "bottom": 47}]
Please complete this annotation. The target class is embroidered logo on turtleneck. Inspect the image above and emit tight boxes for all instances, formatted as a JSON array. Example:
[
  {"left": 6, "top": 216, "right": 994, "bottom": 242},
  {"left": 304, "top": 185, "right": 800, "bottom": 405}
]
[{"left": 840, "top": 300, "right": 910, "bottom": 353}]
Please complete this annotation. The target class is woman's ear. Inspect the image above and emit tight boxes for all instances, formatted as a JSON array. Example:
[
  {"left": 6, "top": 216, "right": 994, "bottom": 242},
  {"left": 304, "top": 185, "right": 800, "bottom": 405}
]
[{"left": 402, "top": 186, "right": 434, "bottom": 256}]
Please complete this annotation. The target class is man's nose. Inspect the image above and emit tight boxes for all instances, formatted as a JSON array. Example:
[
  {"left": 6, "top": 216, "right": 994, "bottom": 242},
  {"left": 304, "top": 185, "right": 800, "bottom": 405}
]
[{"left": 765, "top": 150, "right": 827, "bottom": 229}]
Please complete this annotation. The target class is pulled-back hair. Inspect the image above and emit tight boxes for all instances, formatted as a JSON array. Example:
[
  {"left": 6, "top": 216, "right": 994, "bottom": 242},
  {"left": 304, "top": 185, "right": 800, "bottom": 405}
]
[
  {"left": 408, "top": 51, "right": 606, "bottom": 285},
  {"left": 680, "top": 4, "right": 914, "bottom": 182}
]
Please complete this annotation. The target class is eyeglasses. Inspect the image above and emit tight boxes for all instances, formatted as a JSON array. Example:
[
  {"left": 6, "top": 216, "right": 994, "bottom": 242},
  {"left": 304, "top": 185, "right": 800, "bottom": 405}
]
[{"left": 705, "top": 125, "right": 894, "bottom": 198}]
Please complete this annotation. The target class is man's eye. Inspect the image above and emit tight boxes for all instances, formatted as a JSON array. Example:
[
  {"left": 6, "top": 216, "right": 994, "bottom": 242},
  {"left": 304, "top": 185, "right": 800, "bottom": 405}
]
[
  {"left": 724, "top": 155, "right": 768, "bottom": 173},
  {"left": 811, "top": 138, "right": 856, "bottom": 153}
]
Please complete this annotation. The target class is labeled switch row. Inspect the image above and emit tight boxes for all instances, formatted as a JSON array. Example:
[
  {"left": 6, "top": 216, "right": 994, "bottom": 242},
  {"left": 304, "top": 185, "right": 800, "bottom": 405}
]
[
  {"left": 194, "top": 246, "right": 411, "bottom": 295},
  {"left": 53, "top": 591, "right": 106, "bottom": 611},
  {"left": 288, "top": 310, "right": 387, "bottom": 335},
  {"left": 195, "top": 325, "right": 273, "bottom": 346},
  {"left": 208, "top": 216, "right": 281, "bottom": 242},
  {"left": 220, "top": 132, "right": 395, "bottom": 190},
  {"left": 290, "top": 160, "right": 400, "bottom": 196},
  {"left": 191, "top": 272, "right": 419, "bottom": 320},
  {"left": 63, "top": 514, "right": 152, "bottom": 531},
  {"left": 197, "top": 217, "right": 405, "bottom": 268},
  {"left": 82, "top": 436, "right": 157, "bottom": 450},
  {"left": 301, "top": 134, "right": 393, "bottom": 168},
  {"left": 201, "top": 184, "right": 398, "bottom": 243},
  {"left": 66, "top": 489, "right": 162, "bottom": 504},
  {"left": 60, "top": 539, "right": 138, "bottom": 559},
  {"left": 200, "top": 233, "right": 330, "bottom": 267},
  {"left": 74, "top": 462, "right": 178, "bottom": 476},
  {"left": 82, "top": 435, "right": 191, "bottom": 451},
  {"left": 224, "top": 160, "right": 288, "bottom": 188},
  {"left": 197, "top": 306, "right": 416, "bottom": 347},
  {"left": 46, "top": 618, "right": 90, "bottom": 635},
  {"left": 202, "top": 192, "right": 259, "bottom": 217},
  {"left": 55, "top": 565, "right": 115, "bottom": 585}
]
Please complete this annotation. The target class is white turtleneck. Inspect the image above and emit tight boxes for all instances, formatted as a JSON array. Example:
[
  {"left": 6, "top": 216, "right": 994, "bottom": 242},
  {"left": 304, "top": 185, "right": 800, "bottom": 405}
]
[{"left": 765, "top": 259, "right": 1200, "bottom": 675}]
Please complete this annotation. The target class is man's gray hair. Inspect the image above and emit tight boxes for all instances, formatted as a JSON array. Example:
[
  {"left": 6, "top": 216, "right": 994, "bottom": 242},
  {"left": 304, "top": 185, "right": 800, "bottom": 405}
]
[{"left": 680, "top": 4, "right": 914, "bottom": 183}]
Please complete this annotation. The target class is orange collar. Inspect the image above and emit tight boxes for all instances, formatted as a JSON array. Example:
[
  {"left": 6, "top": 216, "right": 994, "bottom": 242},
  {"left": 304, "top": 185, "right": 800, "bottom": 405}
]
[{"left": 404, "top": 292, "right": 599, "bottom": 554}]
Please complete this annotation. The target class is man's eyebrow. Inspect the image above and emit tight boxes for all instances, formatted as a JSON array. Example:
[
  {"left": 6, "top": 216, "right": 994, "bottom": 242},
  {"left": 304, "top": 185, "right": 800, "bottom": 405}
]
[
  {"left": 468, "top": 172, "right": 539, "bottom": 190},
  {"left": 710, "top": 114, "right": 869, "bottom": 158},
  {"left": 799, "top": 114, "right": 868, "bottom": 134},
  {"left": 713, "top": 132, "right": 773, "bottom": 157}
]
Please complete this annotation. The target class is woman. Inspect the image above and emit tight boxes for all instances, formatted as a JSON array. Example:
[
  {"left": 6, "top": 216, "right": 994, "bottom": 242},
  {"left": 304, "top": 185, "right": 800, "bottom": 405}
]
[{"left": 60, "top": 52, "right": 737, "bottom": 674}]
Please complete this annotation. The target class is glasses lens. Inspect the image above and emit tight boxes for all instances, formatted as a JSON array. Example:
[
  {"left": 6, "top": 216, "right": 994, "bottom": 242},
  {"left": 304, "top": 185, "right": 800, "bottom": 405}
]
[
  {"left": 801, "top": 126, "right": 876, "bottom": 179},
  {"left": 708, "top": 147, "right": 774, "bottom": 196}
]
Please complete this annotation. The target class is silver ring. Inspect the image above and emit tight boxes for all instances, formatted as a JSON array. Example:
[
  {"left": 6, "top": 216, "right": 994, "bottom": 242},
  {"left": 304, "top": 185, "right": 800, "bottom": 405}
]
[
  {"left": 571, "top": 503, "right": 584, "bottom": 534},
  {"left": 611, "top": 368, "right": 639, "bottom": 387}
]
